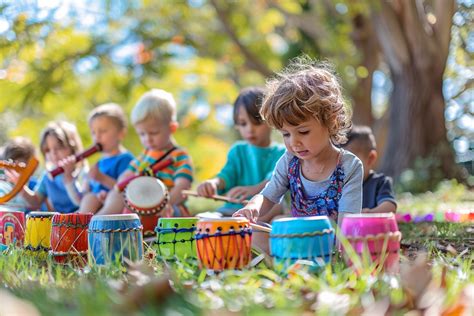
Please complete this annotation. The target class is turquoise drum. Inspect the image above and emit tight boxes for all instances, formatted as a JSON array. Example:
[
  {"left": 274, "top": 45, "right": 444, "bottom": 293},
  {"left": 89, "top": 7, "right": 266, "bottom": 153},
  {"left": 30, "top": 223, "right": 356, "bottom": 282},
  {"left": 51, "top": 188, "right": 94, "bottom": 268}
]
[
  {"left": 155, "top": 217, "right": 198, "bottom": 260},
  {"left": 88, "top": 214, "right": 143, "bottom": 265},
  {"left": 270, "top": 216, "right": 334, "bottom": 269}
]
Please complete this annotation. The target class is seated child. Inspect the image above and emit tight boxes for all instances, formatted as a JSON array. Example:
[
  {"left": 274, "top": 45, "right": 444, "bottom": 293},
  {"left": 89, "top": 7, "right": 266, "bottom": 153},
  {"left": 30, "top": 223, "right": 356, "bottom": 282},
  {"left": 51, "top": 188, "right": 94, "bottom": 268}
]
[
  {"left": 77, "top": 103, "right": 134, "bottom": 214},
  {"left": 342, "top": 125, "right": 397, "bottom": 213},
  {"left": 96, "top": 89, "right": 193, "bottom": 215},
  {"left": 196, "top": 87, "right": 285, "bottom": 219},
  {"left": 0, "top": 137, "right": 37, "bottom": 211},
  {"left": 20, "top": 121, "right": 87, "bottom": 214},
  {"left": 234, "top": 58, "right": 363, "bottom": 226}
]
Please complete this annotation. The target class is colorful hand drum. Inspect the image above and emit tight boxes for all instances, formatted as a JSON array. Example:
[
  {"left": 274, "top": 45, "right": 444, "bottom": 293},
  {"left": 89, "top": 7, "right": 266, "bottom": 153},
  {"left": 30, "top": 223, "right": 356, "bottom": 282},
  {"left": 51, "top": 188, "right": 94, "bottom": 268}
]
[
  {"left": 50, "top": 213, "right": 93, "bottom": 265},
  {"left": 341, "top": 213, "right": 401, "bottom": 273},
  {"left": 195, "top": 218, "right": 252, "bottom": 271},
  {"left": 155, "top": 217, "right": 198, "bottom": 260},
  {"left": 88, "top": 214, "right": 143, "bottom": 265},
  {"left": 123, "top": 176, "right": 170, "bottom": 237},
  {"left": 0, "top": 210, "right": 25, "bottom": 247},
  {"left": 270, "top": 216, "right": 334, "bottom": 270},
  {"left": 24, "top": 212, "right": 57, "bottom": 257}
]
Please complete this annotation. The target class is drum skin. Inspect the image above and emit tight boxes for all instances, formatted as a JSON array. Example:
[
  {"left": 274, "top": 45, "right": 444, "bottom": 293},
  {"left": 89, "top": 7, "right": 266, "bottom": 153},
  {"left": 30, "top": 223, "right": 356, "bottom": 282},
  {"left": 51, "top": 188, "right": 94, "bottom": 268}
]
[
  {"left": 270, "top": 216, "right": 334, "bottom": 269},
  {"left": 24, "top": 212, "right": 57, "bottom": 257},
  {"left": 155, "top": 217, "right": 198, "bottom": 260},
  {"left": 195, "top": 218, "right": 252, "bottom": 271},
  {"left": 50, "top": 213, "right": 92, "bottom": 265},
  {"left": 0, "top": 210, "right": 25, "bottom": 247},
  {"left": 124, "top": 176, "right": 169, "bottom": 215},
  {"left": 341, "top": 213, "right": 401, "bottom": 273},
  {"left": 88, "top": 214, "right": 143, "bottom": 265}
]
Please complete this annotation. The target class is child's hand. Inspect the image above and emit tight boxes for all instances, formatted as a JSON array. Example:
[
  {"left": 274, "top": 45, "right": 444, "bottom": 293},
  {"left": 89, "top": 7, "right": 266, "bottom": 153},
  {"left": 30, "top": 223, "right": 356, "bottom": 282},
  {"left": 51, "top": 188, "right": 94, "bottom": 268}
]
[
  {"left": 58, "top": 155, "right": 76, "bottom": 182},
  {"left": 97, "top": 190, "right": 108, "bottom": 202},
  {"left": 226, "top": 185, "right": 259, "bottom": 203},
  {"left": 233, "top": 206, "right": 259, "bottom": 223},
  {"left": 89, "top": 164, "right": 105, "bottom": 183},
  {"left": 4, "top": 169, "right": 20, "bottom": 184},
  {"left": 196, "top": 180, "right": 218, "bottom": 197}
]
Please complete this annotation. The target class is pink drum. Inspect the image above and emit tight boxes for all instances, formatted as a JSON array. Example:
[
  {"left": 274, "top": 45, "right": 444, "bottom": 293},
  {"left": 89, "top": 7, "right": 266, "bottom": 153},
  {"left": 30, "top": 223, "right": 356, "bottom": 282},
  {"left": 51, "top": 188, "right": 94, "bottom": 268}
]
[
  {"left": 341, "top": 213, "right": 401, "bottom": 273},
  {"left": 0, "top": 210, "right": 25, "bottom": 247}
]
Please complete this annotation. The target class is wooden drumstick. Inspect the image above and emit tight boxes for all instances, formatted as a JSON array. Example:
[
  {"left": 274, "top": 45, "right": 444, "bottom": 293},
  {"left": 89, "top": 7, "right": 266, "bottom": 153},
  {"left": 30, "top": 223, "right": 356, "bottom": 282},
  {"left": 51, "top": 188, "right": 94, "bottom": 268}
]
[
  {"left": 182, "top": 190, "right": 249, "bottom": 204},
  {"left": 49, "top": 143, "right": 103, "bottom": 178},
  {"left": 250, "top": 223, "right": 272, "bottom": 233},
  {"left": 116, "top": 158, "right": 173, "bottom": 192}
]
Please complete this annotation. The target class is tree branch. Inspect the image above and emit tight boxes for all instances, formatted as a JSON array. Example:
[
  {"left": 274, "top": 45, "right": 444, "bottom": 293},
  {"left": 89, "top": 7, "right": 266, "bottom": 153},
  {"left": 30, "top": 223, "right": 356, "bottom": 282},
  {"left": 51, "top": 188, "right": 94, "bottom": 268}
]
[
  {"left": 433, "top": 0, "right": 455, "bottom": 73},
  {"left": 209, "top": 0, "right": 273, "bottom": 77}
]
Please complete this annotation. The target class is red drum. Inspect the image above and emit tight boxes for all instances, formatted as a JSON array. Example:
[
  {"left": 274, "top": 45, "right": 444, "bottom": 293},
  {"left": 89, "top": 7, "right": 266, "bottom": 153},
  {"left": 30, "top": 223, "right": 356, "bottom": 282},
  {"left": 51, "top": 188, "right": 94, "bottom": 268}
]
[
  {"left": 0, "top": 210, "right": 25, "bottom": 247},
  {"left": 195, "top": 218, "right": 252, "bottom": 271},
  {"left": 123, "top": 176, "right": 170, "bottom": 237},
  {"left": 50, "top": 213, "right": 93, "bottom": 265},
  {"left": 341, "top": 213, "right": 401, "bottom": 273}
]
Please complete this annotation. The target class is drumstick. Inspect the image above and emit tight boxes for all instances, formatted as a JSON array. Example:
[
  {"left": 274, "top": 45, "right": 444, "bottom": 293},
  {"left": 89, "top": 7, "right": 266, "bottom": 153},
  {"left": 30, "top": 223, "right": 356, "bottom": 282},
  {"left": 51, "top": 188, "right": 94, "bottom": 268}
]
[
  {"left": 49, "top": 143, "right": 103, "bottom": 178},
  {"left": 250, "top": 223, "right": 272, "bottom": 233},
  {"left": 116, "top": 158, "right": 173, "bottom": 192},
  {"left": 182, "top": 190, "right": 249, "bottom": 204}
]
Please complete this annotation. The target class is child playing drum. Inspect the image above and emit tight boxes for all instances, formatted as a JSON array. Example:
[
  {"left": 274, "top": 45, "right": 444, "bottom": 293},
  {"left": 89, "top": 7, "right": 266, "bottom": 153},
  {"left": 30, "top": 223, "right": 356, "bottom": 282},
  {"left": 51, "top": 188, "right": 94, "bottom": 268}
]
[
  {"left": 77, "top": 103, "right": 134, "bottom": 214},
  {"left": 234, "top": 57, "right": 363, "bottom": 225},
  {"left": 196, "top": 87, "right": 285, "bottom": 220},
  {"left": 96, "top": 89, "right": 193, "bottom": 216}
]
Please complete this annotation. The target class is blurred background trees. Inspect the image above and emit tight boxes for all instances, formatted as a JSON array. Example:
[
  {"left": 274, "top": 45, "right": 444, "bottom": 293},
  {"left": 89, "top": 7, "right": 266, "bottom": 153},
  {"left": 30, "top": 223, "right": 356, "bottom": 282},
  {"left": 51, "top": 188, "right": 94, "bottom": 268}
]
[{"left": 0, "top": 0, "right": 472, "bottom": 191}]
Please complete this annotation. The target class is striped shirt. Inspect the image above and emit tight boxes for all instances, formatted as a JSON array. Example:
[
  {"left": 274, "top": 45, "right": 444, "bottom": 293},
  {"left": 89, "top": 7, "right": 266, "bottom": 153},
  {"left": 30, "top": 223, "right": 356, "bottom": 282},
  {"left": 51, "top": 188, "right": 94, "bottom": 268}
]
[{"left": 127, "top": 147, "right": 193, "bottom": 189}]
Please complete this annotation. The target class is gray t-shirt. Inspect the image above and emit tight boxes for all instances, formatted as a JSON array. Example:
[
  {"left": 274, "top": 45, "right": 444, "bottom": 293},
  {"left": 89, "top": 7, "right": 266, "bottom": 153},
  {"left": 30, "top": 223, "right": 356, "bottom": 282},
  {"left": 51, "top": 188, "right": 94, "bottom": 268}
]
[{"left": 261, "top": 149, "right": 363, "bottom": 214}]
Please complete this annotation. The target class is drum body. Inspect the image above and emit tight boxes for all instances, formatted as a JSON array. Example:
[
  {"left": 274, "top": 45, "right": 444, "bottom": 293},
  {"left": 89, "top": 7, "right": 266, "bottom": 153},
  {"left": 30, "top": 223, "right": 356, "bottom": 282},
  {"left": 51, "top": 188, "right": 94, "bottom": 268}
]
[
  {"left": 0, "top": 210, "right": 25, "bottom": 247},
  {"left": 24, "top": 212, "right": 57, "bottom": 256},
  {"left": 50, "top": 213, "right": 92, "bottom": 264},
  {"left": 124, "top": 176, "right": 169, "bottom": 237},
  {"left": 88, "top": 214, "right": 143, "bottom": 265},
  {"left": 155, "top": 217, "right": 198, "bottom": 260},
  {"left": 195, "top": 218, "right": 252, "bottom": 271},
  {"left": 270, "top": 216, "right": 334, "bottom": 269},
  {"left": 341, "top": 213, "right": 401, "bottom": 272}
]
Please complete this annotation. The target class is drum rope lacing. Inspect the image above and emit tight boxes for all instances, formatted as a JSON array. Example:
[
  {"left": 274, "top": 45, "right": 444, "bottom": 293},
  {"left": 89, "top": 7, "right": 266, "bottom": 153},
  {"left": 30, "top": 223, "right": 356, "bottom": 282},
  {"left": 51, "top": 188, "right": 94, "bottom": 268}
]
[
  {"left": 195, "top": 228, "right": 252, "bottom": 240},
  {"left": 270, "top": 228, "right": 334, "bottom": 238},
  {"left": 345, "top": 231, "right": 401, "bottom": 242},
  {"left": 52, "top": 222, "right": 89, "bottom": 229},
  {"left": 156, "top": 227, "right": 197, "bottom": 245},
  {"left": 50, "top": 250, "right": 88, "bottom": 256},
  {"left": 25, "top": 245, "right": 50, "bottom": 252},
  {"left": 272, "top": 253, "right": 332, "bottom": 260},
  {"left": 88, "top": 226, "right": 143, "bottom": 233}
]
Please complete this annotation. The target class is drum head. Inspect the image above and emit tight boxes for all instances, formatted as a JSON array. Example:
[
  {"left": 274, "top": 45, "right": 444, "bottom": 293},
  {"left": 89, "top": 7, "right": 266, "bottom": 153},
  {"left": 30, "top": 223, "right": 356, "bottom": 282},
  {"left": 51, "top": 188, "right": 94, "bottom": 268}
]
[{"left": 125, "top": 176, "right": 167, "bottom": 209}]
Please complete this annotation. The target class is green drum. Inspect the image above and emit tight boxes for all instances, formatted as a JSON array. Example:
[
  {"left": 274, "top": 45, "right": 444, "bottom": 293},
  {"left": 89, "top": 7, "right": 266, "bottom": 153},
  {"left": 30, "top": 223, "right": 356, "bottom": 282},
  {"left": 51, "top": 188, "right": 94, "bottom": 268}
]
[{"left": 155, "top": 217, "right": 198, "bottom": 260}]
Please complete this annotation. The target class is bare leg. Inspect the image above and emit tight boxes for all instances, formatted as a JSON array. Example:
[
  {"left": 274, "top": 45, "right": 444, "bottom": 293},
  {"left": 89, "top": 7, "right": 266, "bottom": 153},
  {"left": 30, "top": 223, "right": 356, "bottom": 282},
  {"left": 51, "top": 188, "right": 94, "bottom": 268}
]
[
  {"left": 96, "top": 189, "right": 125, "bottom": 215},
  {"left": 78, "top": 193, "right": 102, "bottom": 214}
]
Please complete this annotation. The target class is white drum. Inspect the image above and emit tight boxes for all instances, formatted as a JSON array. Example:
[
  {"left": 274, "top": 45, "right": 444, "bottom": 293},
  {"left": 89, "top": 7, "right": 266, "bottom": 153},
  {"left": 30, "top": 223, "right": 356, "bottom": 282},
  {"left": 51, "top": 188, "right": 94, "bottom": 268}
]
[{"left": 124, "top": 176, "right": 169, "bottom": 215}]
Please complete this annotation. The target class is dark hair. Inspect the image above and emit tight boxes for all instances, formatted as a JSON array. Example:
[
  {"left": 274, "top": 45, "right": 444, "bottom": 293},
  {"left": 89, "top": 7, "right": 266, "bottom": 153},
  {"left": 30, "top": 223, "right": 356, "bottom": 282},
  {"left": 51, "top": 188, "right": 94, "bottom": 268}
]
[
  {"left": 343, "top": 125, "right": 377, "bottom": 154},
  {"left": 1, "top": 137, "right": 36, "bottom": 163},
  {"left": 233, "top": 87, "right": 265, "bottom": 125}
]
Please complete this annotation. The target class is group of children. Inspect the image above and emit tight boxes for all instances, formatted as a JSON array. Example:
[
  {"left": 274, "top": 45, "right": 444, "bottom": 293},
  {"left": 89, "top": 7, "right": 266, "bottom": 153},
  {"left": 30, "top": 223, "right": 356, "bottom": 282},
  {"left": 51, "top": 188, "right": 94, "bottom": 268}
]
[{"left": 0, "top": 58, "right": 396, "bottom": 227}]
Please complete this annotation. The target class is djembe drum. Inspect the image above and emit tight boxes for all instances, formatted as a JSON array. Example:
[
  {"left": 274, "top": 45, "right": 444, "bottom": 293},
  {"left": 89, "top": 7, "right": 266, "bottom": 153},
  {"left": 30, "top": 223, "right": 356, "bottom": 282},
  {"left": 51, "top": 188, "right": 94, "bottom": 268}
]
[
  {"left": 0, "top": 210, "right": 25, "bottom": 248},
  {"left": 341, "top": 213, "right": 401, "bottom": 273},
  {"left": 24, "top": 212, "right": 57, "bottom": 257},
  {"left": 270, "top": 216, "right": 334, "bottom": 270},
  {"left": 124, "top": 176, "right": 170, "bottom": 237},
  {"left": 195, "top": 218, "right": 252, "bottom": 271},
  {"left": 88, "top": 214, "right": 143, "bottom": 265},
  {"left": 50, "top": 213, "right": 93, "bottom": 265},
  {"left": 155, "top": 217, "right": 198, "bottom": 260}
]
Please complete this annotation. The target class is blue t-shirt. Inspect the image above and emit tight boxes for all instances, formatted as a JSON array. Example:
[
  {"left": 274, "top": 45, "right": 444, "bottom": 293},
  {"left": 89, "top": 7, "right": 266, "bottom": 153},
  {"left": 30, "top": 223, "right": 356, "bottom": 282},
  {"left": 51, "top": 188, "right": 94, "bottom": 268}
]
[
  {"left": 216, "top": 141, "right": 286, "bottom": 214},
  {"left": 89, "top": 152, "right": 134, "bottom": 193},
  {"left": 36, "top": 172, "right": 80, "bottom": 214}
]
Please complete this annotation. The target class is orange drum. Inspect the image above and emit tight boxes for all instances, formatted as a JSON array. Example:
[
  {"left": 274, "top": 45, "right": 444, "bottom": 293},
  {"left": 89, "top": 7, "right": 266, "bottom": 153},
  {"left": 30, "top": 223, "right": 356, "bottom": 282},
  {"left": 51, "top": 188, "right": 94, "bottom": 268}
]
[
  {"left": 123, "top": 176, "right": 170, "bottom": 237},
  {"left": 50, "top": 213, "right": 93, "bottom": 265},
  {"left": 195, "top": 218, "right": 252, "bottom": 271}
]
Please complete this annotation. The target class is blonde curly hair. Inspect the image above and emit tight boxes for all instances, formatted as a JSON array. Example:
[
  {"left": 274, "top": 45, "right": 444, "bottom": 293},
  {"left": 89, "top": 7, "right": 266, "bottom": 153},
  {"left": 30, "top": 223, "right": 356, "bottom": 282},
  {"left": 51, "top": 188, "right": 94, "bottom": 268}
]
[{"left": 260, "top": 56, "right": 352, "bottom": 145}]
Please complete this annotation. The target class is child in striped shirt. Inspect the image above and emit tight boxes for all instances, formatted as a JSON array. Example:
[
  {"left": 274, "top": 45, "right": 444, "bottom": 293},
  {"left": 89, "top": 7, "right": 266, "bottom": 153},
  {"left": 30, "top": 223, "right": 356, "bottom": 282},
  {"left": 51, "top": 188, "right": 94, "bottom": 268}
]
[{"left": 96, "top": 89, "right": 193, "bottom": 215}]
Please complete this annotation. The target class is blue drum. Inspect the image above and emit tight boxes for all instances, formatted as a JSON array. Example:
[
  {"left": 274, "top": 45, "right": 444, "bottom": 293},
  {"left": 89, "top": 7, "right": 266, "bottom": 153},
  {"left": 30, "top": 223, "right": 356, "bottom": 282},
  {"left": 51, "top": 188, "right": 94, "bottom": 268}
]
[
  {"left": 88, "top": 214, "right": 143, "bottom": 265},
  {"left": 270, "top": 216, "right": 334, "bottom": 270}
]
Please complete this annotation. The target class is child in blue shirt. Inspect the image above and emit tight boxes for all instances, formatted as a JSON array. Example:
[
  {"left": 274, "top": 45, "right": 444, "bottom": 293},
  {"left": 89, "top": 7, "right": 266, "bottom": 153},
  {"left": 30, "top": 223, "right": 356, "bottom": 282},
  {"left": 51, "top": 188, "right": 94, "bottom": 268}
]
[
  {"left": 20, "top": 121, "right": 87, "bottom": 214},
  {"left": 197, "top": 87, "right": 286, "bottom": 218},
  {"left": 77, "top": 103, "right": 134, "bottom": 214}
]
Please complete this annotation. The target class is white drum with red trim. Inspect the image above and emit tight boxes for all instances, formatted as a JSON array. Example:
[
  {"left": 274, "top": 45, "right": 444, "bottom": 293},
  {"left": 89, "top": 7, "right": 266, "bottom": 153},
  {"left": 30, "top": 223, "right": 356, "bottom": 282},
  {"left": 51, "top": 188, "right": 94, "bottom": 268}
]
[{"left": 124, "top": 176, "right": 169, "bottom": 215}]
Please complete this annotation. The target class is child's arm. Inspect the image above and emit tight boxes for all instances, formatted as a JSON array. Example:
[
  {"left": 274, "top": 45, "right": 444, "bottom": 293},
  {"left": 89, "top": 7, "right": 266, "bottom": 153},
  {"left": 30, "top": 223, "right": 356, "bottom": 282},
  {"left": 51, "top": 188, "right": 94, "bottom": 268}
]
[
  {"left": 19, "top": 182, "right": 46, "bottom": 210},
  {"left": 89, "top": 164, "right": 116, "bottom": 190},
  {"left": 169, "top": 177, "right": 192, "bottom": 206},
  {"left": 60, "top": 156, "right": 84, "bottom": 206},
  {"left": 363, "top": 201, "right": 397, "bottom": 214},
  {"left": 226, "top": 180, "right": 268, "bottom": 202},
  {"left": 233, "top": 194, "right": 275, "bottom": 222},
  {"left": 196, "top": 178, "right": 225, "bottom": 197}
]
